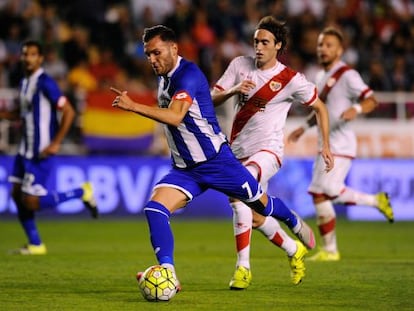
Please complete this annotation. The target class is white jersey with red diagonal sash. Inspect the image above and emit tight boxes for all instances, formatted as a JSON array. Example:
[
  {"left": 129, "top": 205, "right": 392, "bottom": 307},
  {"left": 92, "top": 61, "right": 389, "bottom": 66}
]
[
  {"left": 314, "top": 60, "right": 373, "bottom": 158},
  {"left": 214, "top": 56, "right": 318, "bottom": 161}
]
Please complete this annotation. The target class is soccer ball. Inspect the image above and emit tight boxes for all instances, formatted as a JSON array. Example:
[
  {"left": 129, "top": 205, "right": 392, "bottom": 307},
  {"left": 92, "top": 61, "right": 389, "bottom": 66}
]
[{"left": 137, "top": 265, "right": 178, "bottom": 301}]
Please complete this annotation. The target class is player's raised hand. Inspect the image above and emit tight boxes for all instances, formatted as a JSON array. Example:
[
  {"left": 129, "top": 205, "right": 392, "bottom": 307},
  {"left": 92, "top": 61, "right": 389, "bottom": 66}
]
[
  {"left": 110, "top": 87, "right": 131, "bottom": 111},
  {"left": 238, "top": 80, "right": 256, "bottom": 95}
]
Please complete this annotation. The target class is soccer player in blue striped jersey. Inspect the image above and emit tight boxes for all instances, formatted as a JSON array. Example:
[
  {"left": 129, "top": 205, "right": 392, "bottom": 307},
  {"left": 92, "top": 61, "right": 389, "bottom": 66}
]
[
  {"left": 111, "top": 25, "right": 333, "bottom": 291},
  {"left": 0, "top": 40, "right": 98, "bottom": 255}
]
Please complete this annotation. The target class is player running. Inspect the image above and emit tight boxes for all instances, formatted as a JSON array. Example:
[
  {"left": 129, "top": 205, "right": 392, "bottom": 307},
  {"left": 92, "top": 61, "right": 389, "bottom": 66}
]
[
  {"left": 0, "top": 40, "right": 98, "bottom": 255},
  {"left": 211, "top": 16, "right": 333, "bottom": 288},
  {"left": 288, "top": 27, "right": 394, "bottom": 261}
]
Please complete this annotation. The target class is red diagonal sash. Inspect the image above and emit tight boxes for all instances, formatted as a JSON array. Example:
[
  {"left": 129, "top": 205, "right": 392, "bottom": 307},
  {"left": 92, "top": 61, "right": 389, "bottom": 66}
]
[
  {"left": 306, "top": 65, "right": 351, "bottom": 128},
  {"left": 319, "top": 65, "right": 350, "bottom": 102},
  {"left": 230, "top": 67, "right": 296, "bottom": 143}
]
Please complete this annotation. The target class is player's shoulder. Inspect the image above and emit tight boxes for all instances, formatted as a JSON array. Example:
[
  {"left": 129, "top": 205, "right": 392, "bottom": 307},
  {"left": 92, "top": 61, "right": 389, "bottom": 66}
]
[
  {"left": 174, "top": 58, "right": 208, "bottom": 87},
  {"left": 230, "top": 55, "right": 254, "bottom": 66},
  {"left": 37, "top": 70, "right": 56, "bottom": 85},
  {"left": 279, "top": 63, "right": 298, "bottom": 76},
  {"left": 176, "top": 58, "right": 203, "bottom": 78},
  {"left": 179, "top": 58, "right": 200, "bottom": 72}
]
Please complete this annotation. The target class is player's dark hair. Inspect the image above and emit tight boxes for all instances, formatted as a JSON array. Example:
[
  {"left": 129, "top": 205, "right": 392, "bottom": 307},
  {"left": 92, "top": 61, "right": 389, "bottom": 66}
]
[
  {"left": 21, "top": 40, "right": 44, "bottom": 55},
  {"left": 321, "top": 26, "right": 344, "bottom": 46},
  {"left": 256, "top": 16, "right": 288, "bottom": 55},
  {"left": 142, "top": 25, "right": 177, "bottom": 43}
]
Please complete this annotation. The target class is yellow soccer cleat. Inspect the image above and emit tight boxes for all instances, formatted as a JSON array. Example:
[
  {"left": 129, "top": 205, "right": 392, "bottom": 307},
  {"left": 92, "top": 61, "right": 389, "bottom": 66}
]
[
  {"left": 229, "top": 266, "right": 252, "bottom": 290},
  {"left": 288, "top": 240, "right": 308, "bottom": 285},
  {"left": 13, "top": 243, "right": 47, "bottom": 255},
  {"left": 82, "top": 182, "right": 99, "bottom": 218},
  {"left": 376, "top": 192, "right": 394, "bottom": 223},
  {"left": 307, "top": 249, "right": 340, "bottom": 261}
]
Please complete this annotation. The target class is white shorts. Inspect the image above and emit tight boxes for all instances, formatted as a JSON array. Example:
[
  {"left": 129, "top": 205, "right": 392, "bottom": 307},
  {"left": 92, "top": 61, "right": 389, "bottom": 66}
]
[
  {"left": 241, "top": 150, "right": 281, "bottom": 192},
  {"left": 308, "top": 155, "right": 352, "bottom": 198}
]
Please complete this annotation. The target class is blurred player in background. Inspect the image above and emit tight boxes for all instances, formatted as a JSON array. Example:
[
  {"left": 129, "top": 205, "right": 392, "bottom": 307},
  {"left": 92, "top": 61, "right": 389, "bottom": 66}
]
[
  {"left": 110, "top": 25, "right": 326, "bottom": 292},
  {"left": 288, "top": 27, "right": 394, "bottom": 261},
  {"left": 0, "top": 40, "right": 98, "bottom": 255},
  {"left": 211, "top": 16, "right": 333, "bottom": 288}
]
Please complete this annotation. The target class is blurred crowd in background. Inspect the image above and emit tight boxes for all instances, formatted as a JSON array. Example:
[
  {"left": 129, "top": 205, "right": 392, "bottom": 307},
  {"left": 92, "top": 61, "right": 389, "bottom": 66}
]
[{"left": 0, "top": 0, "right": 413, "bottom": 151}]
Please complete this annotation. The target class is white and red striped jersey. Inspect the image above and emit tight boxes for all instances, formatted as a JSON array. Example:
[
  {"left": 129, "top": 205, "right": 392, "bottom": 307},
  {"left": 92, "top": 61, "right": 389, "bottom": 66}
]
[
  {"left": 214, "top": 56, "right": 317, "bottom": 161},
  {"left": 314, "top": 61, "right": 373, "bottom": 158}
]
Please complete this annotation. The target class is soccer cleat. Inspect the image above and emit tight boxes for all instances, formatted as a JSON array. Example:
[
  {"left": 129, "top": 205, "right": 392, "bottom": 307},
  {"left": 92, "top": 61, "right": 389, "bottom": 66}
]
[
  {"left": 288, "top": 240, "right": 308, "bottom": 285},
  {"left": 229, "top": 266, "right": 252, "bottom": 290},
  {"left": 291, "top": 211, "right": 316, "bottom": 250},
  {"left": 81, "top": 182, "right": 98, "bottom": 218},
  {"left": 11, "top": 243, "right": 47, "bottom": 255},
  {"left": 137, "top": 271, "right": 182, "bottom": 292},
  {"left": 307, "top": 249, "right": 340, "bottom": 261},
  {"left": 376, "top": 192, "right": 394, "bottom": 223}
]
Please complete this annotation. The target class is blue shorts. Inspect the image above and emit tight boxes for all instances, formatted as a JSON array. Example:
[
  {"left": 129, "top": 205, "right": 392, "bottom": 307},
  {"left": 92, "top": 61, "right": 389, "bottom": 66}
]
[
  {"left": 155, "top": 144, "right": 263, "bottom": 202},
  {"left": 8, "top": 154, "right": 55, "bottom": 196}
]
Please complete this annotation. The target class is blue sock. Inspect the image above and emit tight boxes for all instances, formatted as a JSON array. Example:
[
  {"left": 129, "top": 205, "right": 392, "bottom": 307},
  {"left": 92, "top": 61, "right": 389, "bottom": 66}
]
[
  {"left": 39, "top": 188, "right": 83, "bottom": 209},
  {"left": 144, "top": 201, "right": 174, "bottom": 265},
  {"left": 263, "top": 196, "right": 298, "bottom": 229},
  {"left": 21, "top": 218, "right": 42, "bottom": 245}
]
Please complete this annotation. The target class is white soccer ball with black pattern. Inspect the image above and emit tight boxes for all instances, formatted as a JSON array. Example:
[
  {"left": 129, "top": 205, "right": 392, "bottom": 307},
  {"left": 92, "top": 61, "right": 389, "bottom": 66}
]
[{"left": 137, "top": 265, "right": 178, "bottom": 301}]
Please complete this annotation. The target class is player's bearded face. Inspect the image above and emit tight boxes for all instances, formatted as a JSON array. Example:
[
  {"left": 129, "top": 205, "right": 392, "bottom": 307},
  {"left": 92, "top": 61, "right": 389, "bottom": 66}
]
[
  {"left": 21, "top": 46, "right": 43, "bottom": 75},
  {"left": 253, "top": 29, "right": 279, "bottom": 69},
  {"left": 316, "top": 34, "right": 343, "bottom": 68},
  {"left": 144, "top": 36, "right": 178, "bottom": 76}
]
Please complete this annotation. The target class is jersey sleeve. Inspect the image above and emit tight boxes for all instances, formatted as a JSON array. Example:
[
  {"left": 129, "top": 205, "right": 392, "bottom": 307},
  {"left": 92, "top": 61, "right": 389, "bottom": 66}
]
[
  {"left": 40, "top": 75, "right": 66, "bottom": 109},
  {"left": 213, "top": 57, "right": 241, "bottom": 91},
  {"left": 291, "top": 72, "right": 318, "bottom": 106},
  {"left": 172, "top": 64, "right": 203, "bottom": 103},
  {"left": 344, "top": 70, "right": 373, "bottom": 101}
]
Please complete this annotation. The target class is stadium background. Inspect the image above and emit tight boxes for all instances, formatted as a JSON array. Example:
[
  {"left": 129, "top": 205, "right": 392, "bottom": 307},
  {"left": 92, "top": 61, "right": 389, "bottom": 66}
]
[{"left": 0, "top": 0, "right": 413, "bottom": 220}]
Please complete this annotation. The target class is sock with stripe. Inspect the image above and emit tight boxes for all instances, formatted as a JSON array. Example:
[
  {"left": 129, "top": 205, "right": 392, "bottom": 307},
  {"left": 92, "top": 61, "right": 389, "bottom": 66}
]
[
  {"left": 39, "top": 188, "right": 83, "bottom": 209},
  {"left": 144, "top": 201, "right": 174, "bottom": 265},
  {"left": 232, "top": 201, "right": 252, "bottom": 269},
  {"left": 263, "top": 196, "right": 298, "bottom": 230}
]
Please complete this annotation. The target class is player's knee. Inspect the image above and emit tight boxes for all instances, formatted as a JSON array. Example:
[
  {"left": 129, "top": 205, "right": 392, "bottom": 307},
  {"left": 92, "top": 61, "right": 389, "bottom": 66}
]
[
  {"left": 252, "top": 211, "right": 265, "bottom": 228},
  {"left": 144, "top": 200, "right": 172, "bottom": 218},
  {"left": 22, "top": 194, "right": 40, "bottom": 211}
]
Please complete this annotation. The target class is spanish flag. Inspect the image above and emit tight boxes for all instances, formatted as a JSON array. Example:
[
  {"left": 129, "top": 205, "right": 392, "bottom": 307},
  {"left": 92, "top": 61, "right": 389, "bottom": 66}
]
[{"left": 82, "top": 90, "right": 157, "bottom": 153}]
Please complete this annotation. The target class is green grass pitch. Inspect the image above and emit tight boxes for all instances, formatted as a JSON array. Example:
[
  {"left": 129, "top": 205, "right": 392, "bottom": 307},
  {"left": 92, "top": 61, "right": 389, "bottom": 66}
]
[{"left": 0, "top": 217, "right": 413, "bottom": 311}]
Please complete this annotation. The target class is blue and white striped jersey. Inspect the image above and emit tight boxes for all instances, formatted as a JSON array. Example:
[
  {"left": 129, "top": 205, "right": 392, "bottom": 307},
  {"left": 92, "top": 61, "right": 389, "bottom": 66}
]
[
  {"left": 157, "top": 57, "right": 227, "bottom": 168},
  {"left": 18, "top": 68, "right": 66, "bottom": 159}
]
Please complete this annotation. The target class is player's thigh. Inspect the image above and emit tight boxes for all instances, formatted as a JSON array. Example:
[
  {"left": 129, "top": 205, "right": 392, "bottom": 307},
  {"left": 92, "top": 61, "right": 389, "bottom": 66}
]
[
  {"left": 20, "top": 157, "right": 54, "bottom": 196},
  {"left": 309, "top": 155, "right": 351, "bottom": 196},
  {"left": 151, "top": 187, "right": 189, "bottom": 213},
  {"left": 243, "top": 151, "right": 280, "bottom": 192},
  {"left": 203, "top": 154, "right": 263, "bottom": 203},
  {"left": 153, "top": 168, "right": 204, "bottom": 212}
]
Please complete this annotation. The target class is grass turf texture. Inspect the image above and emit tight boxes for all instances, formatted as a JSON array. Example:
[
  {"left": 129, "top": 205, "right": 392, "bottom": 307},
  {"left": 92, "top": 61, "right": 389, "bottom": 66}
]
[{"left": 0, "top": 218, "right": 413, "bottom": 311}]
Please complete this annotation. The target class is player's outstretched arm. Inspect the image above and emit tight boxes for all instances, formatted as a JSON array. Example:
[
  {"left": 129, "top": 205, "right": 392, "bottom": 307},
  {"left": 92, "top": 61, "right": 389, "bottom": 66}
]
[{"left": 111, "top": 87, "right": 191, "bottom": 127}]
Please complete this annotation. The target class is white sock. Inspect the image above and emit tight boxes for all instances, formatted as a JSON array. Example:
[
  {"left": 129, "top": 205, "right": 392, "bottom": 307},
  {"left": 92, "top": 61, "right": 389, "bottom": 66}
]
[
  {"left": 257, "top": 216, "right": 297, "bottom": 257},
  {"left": 232, "top": 201, "right": 252, "bottom": 269},
  {"left": 315, "top": 200, "right": 338, "bottom": 253},
  {"left": 333, "top": 187, "right": 377, "bottom": 206}
]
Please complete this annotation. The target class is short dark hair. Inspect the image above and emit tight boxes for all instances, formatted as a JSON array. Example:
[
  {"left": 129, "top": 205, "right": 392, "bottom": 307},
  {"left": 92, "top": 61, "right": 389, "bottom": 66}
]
[
  {"left": 256, "top": 16, "right": 288, "bottom": 54},
  {"left": 142, "top": 25, "right": 177, "bottom": 43},
  {"left": 320, "top": 26, "right": 344, "bottom": 46},
  {"left": 21, "top": 40, "right": 43, "bottom": 55}
]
